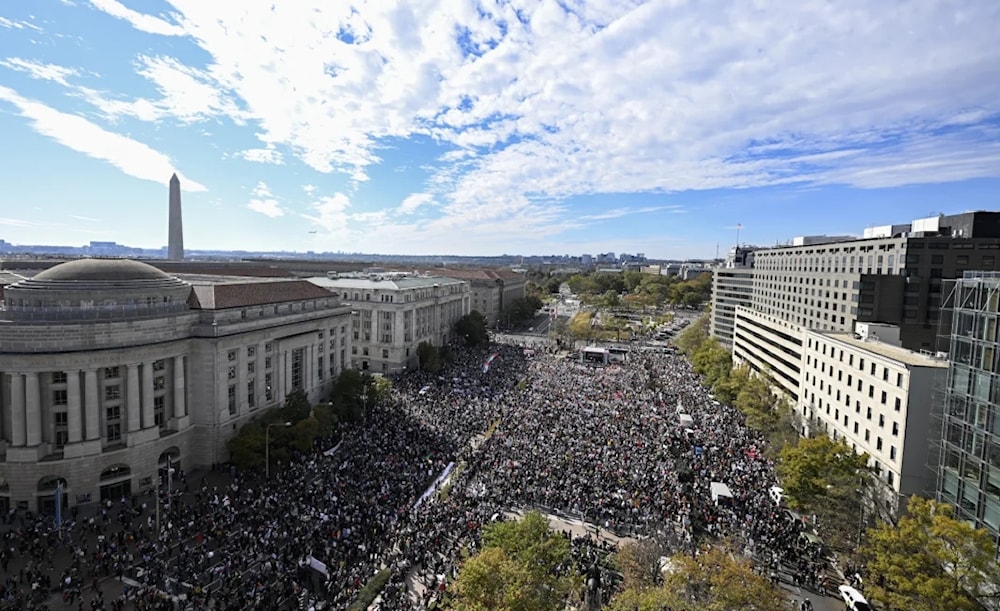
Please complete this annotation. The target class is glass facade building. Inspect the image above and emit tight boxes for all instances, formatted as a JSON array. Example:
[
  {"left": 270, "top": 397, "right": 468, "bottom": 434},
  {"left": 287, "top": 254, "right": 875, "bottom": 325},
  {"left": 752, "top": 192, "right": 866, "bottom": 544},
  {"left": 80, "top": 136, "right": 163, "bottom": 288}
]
[{"left": 936, "top": 273, "right": 1000, "bottom": 555}]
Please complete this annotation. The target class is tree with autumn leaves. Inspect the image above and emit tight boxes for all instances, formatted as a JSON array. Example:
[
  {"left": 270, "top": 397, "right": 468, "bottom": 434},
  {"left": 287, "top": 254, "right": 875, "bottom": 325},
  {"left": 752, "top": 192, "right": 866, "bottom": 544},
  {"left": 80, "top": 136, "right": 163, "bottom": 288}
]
[{"left": 862, "top": 496, "right": 1000, "bottom": 611}]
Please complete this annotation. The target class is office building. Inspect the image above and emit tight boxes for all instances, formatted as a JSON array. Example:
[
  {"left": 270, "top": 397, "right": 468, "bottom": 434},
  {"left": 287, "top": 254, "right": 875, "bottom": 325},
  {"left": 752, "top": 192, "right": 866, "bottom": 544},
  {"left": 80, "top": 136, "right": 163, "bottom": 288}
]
[
  {"left": 934, "top": 273, "right": 1000, "bottom": 553},
  {"left": 801, "top": 323, "right": 948, "bottom": 516},
  {"left": 308, "top": 273, "right": 470, "bottom": 374},
  {"left": 710, "top": 246, "right": 758, "bottom": 347},
  {"left": 731, "top": 212, "right": 1000, "bottom": 402},
  {"left": 0, "top": 258, "right": 353, "bottom": 513},
  {"left": 429, "top": 269, "right": 526, "bottom": 328}
]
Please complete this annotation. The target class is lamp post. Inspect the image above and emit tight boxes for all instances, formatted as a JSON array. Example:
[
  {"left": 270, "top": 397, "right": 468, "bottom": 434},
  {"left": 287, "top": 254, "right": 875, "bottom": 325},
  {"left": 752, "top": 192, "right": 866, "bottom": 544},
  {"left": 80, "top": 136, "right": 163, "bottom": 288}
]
[
  {"left": 266, "top": 421, "right": 292, "bottom": 480},
  {"left": 155, "top": 461, "right": 175, "bottom": 535}
]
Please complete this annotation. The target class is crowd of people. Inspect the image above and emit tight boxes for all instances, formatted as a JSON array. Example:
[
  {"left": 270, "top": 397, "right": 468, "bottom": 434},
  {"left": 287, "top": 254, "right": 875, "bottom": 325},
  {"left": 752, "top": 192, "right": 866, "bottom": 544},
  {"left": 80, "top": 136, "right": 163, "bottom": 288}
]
[{"left": 1, "top": 333, "right": 832, "bottom": 610}]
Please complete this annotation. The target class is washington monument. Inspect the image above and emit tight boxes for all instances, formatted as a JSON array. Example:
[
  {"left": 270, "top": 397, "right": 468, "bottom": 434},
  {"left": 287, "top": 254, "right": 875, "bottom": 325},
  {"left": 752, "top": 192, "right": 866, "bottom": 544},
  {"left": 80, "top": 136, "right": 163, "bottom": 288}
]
[{"left": 167, "top": 173, "right": 184, "bottom": 261}]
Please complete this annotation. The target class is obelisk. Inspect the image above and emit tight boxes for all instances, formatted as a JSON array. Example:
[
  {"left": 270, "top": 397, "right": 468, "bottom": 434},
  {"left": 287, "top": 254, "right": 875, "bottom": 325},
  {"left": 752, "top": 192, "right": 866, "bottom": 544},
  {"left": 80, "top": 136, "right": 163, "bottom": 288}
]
[{"left": 167, "top": 173, "right": 184, "bottom": 261}]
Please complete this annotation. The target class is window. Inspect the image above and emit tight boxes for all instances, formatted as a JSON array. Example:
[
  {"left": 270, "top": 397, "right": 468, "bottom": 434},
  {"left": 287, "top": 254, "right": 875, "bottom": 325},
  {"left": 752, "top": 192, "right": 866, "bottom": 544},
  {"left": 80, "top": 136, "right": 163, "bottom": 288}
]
[
  {"left": 51, "top": 371, "right": 67, "bottom": 384},
  {"left": 318, "top": 357, "right": 324, "bottom": 380},
  {"left": 892, "top": 422, "right": 899, "bottom": 436},
  {"left": 52, "top": 389, "right": 68, "bottom": 406},
  {"left": 248, "top": 346, "right": 256, "bottom": 358},
  {"left": 153, "top": 395, "right": 165, "bottom": 428},
  {"left": 876, "top": 437, "right": 883, "bottom": 451},
  {"left": 153, "top": 359, "right": 166, "bottom": 371},
  {"left": 879, "top": 414, "right": 885, "bottom": 427},
  {"left": 382, "top": 349, "right": 389, "bottom": 358},
  {"left": 897, "top": 372, "right": 903, "bottom": 387},
  {"left": 248, "top": 361, "right": 255, "bottom": 374},
  {"left": 880, "top": 391, "right": 887, "bottom": 404},
  {"left": 228, "top": 385, "right": 237, "bottom": 415},
  {"left": 265, "top": 373, "right": 273, "bottom": 402},
  {"left": 105, "top": 405, "right": 122, "bottom": 443},
  {"left": 104, "top": 384, "right": 121, "bottom": 401},
  {"left": 104, "top": 366, "right": 120, "bottom": 378},
  {"left": 894, "top": 397, "right": 902, "bottom": 411},
  {"left": 291, "top": 348, "right": 305, "bottom": 390},
  {"left": 265, "top": 356, "right": 272, "bottom": 370},
  {"left": 363, "top": 347, "right": 369, "bottom": 356},
  {"left": 228, "top": 366, "right": 236, "bottom": 380},
  {"left": 867, "top": 407, "right": 872, "bottom": 420},
  {"left": 53, "top": 411, "right": 68, "bottom": 448},
  {"left": 247, "top": 380, "right": 256, "bottom": 408},
  {"left": 227, "top": 350, "right": 237, "bottom": 362},
  {"left": 153, "top": 376, "right": 165, "bottom": 391},
  {"left": 865, "top": 429, "right": 870, "bottom": 442}
]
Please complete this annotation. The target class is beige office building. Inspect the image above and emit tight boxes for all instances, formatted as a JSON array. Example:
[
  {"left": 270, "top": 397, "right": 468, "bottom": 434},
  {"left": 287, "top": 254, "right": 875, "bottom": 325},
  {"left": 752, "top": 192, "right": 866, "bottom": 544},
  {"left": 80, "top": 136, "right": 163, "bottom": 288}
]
[
  {"left": 308, "top": 273, "right": 470, "bottom": 374},
  {"left": 801, "top": 323, "right": 947, "bottom": 515},
  {"left": 0, "top": 258, "right": 353, "bottom": 513}
]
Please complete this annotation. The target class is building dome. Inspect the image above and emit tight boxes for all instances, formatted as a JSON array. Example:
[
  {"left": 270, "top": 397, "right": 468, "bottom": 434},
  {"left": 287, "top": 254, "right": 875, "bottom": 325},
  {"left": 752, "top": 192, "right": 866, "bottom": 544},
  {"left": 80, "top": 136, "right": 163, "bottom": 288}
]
[{"left": 32, "top": 258, "right": 172, "bottom": 282}]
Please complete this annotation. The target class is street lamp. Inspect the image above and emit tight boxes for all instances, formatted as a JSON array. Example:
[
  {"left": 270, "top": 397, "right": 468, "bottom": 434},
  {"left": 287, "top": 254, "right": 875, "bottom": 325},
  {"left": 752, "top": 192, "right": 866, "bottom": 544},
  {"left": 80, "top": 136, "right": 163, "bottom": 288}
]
[
  {"left": 155, "top": 460, "right": 175, "bottom": 535},
  {"left": 266, "top": 421, "right": 292, "bottom": 480}
]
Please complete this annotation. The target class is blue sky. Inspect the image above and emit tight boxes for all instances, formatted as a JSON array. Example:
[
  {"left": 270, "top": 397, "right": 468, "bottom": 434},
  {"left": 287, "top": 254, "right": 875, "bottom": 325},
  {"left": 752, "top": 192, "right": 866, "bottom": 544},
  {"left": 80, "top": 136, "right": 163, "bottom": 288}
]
[{"left": 1, "top": 1, "right": 999, "bottom": 259}]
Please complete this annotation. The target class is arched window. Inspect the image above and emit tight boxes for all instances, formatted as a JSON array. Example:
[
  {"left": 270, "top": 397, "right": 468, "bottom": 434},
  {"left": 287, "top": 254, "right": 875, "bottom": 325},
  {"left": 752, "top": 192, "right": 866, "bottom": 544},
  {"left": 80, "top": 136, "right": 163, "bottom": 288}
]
[
  {"left": 100, "top": 464, "right": 131, "bottom": 481},
  {"left": 37, "top": 475, "right": 67, "bottom": 492}
]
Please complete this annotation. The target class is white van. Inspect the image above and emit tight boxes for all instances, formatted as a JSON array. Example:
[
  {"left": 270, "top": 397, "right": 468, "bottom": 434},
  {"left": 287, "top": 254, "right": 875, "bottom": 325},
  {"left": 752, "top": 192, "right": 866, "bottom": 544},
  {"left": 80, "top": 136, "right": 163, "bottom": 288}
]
[{"left": 838, "top": 585, "right": 872, "bottom": 611}]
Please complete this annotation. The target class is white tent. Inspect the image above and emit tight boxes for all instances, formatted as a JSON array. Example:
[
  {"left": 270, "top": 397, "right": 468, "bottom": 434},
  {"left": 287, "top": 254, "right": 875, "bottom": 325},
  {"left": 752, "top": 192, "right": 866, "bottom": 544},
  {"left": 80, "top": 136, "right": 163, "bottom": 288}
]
[
  {"left": 710, "top": 482, "right": 734, "bottom": 506},
  {"left": 678, "top": 413, "right": 694, "bottom": 428}
]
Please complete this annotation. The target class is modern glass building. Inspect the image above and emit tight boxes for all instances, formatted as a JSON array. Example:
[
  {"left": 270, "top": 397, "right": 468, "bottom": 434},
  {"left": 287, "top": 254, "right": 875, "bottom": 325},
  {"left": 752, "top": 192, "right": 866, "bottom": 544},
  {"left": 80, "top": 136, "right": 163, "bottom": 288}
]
[{"left": 935, "top": 272, "right": 1000, "bottom": 555}]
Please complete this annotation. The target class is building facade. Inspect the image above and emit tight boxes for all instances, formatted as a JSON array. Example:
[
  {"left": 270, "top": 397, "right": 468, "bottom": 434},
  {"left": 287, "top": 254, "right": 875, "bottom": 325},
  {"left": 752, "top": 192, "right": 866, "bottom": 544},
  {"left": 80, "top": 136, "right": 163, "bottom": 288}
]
[
  {"left": 431, "top": 269, "right": 526, "bottom": 328},
  {"left": 935, "top": 274, "right": 1000, "bottom": 553},
  {"left": 0, "top": 259, "right": 352, "bottom": 513},
  {"left": 308, "top": 273, "right": 471, "bottom": 374},
  {"left": 801, "top": 325, "right": 947, "bottom": 516},
  {"left": 710, "top": 246, "right": 757, "bottom": 347},
  {"left": 732, "top": 212, "right": 1000, "bottom": 406}
]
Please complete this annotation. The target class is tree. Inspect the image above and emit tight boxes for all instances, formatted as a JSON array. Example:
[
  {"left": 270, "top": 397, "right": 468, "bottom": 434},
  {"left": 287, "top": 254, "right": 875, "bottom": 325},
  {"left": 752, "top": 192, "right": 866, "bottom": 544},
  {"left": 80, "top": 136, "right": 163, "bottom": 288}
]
[
  {"left": 417, "top": 341, "right": 443, "bottom": 373},
  {"left": 613, "top": 539, "right": 665, "bottom": 591},
  {"left": 451, "top": 511, "right": 580, "bottom": 611},
  {"left": 456, "top": 310, "right": 491, "bottom": 347},
  {"left": 863, "top": 496, "right": 1000, "bottom": 611},
  {"left": 609, "top": 546, "right": 785, "bottom": 611},
  {"left": 568, "top": 311, "right": 594, "bottom": 341}
]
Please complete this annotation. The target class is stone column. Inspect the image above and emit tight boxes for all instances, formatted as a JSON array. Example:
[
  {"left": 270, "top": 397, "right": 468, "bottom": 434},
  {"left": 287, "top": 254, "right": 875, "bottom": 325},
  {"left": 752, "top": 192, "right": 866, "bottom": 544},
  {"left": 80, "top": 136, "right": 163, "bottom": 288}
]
[
  {"left": 84, "top": 369, "right": 100, "bottom": 440},
  {"left": 24, "top": 372, "right": 41, "bottom": 446},
  {"left": 173, "top": 356, "right": 186, "bottom": 418},
  {"left": 9, "top": 373, "right": 25, "bottom": 447},
  {"left": 141, "top": 362, "right": 155, "bottom": 428},
  {"left": 126, "top": 364, "right": 141, "bottom": 432},
  {"left": 66, "top": 370, "right": 83, "bottom": 444}
]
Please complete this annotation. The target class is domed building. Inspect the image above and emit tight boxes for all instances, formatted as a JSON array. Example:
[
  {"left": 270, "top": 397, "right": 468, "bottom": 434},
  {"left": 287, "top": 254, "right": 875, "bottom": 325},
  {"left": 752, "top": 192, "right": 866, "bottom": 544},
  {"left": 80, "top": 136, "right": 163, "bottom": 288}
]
[{"left": 0, "top": 259, "right": 353, "bottom": 514}]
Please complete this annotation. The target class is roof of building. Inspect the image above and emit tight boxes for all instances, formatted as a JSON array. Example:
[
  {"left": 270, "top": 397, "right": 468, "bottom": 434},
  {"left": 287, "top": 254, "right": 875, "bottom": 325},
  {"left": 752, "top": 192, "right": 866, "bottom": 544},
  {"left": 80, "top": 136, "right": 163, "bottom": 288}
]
[
  {"left": 308, "top": 275, "right": 464, "bottom": 290},
  {"left": 815, "top": 331, "right": 948, "bottom": 368},
  {"left": 150, "top": 262, "right": 295, "bottom": 278},
  {"left": 32, "top": 258, "right": 172, "bottom": 282},
  {"left": 187, "top": 279, "right": 336, "bottom": 309}
]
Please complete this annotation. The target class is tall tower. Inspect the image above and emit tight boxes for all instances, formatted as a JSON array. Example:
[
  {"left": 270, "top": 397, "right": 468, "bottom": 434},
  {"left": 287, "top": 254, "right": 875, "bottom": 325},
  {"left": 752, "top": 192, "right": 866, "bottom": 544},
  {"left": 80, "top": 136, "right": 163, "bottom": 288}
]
[{"left": 167, "top": 173, "right": 184, "bottom": 261}]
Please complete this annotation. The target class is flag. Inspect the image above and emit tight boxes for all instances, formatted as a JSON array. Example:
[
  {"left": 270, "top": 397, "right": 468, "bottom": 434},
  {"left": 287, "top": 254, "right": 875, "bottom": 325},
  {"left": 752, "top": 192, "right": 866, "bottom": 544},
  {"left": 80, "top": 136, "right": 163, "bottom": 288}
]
[{"left": 737, "top": 223, "right": 743, "bottom": 229}]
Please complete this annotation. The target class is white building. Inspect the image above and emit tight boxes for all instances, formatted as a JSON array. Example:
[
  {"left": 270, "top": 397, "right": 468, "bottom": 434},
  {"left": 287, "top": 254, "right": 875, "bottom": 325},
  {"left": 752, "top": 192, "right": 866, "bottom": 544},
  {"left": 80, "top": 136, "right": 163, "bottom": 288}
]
[
  {"left": 0, "top": 259, "right": 353, "bottom": 513},
  {"left": 308, "top": 273, "right": 471, "bottom": 374},
  {"left": 800, "top": 325, "right": 948, "bottom": 515}
]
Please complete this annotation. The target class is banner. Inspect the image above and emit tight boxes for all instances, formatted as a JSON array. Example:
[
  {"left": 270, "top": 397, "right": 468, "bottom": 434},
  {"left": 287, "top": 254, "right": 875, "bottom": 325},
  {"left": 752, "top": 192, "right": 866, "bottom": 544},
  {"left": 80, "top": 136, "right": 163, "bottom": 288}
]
[{"left": 414, "top": 462, "right": 455, "bottom": 509}]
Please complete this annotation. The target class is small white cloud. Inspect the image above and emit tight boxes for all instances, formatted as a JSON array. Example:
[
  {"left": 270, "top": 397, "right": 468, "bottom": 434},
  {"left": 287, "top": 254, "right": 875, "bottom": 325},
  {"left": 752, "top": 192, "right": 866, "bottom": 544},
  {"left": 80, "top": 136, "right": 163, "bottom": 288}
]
[
  {"left": 71, "top": 215, "right": 99, "bottom": 222},
  {"left": 0, "top": 17, "right": 43, "bottom": 32},
  {"left": 88, "top": 0, "right": 186, "bottom": 36},
  {"left": 399, "top": 192, "right": 433, "bottom": 214},
  {"left": 0, "top": 85, "right": 206, "bottom": 191},
  {"left": 302, "top": 184, "right": 317, "bottom": 195},
  {"left": 0, "top": 58, "right": 79, "bottom": 86},
  {"left": 0, "top": 217, "right": 36, "bottom": 227},
  {"left": 251, "top": 181, "right": 272, "bottom": 198},
  {"left": 247, "top": 199, "right": 284, "bottom": 218},
  {"left": 303, "top": 193, "right": 351, "bottom": 233},
  {"left": 237, "top": 147, "right": 283, "bottom": 164}
]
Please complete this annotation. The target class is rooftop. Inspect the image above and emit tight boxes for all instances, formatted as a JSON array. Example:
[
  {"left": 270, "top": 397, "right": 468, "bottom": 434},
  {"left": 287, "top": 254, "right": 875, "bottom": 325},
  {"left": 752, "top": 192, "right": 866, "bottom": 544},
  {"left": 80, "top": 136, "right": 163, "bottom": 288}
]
[
  {"left": 815, "top": 330, "right": 948, "bottom": 368},
  {"left": 308, "top": 275, "right": 464, "bottom": 290},
  {"left": 187, "top": 279, "right": 336, "bottom": 309}
]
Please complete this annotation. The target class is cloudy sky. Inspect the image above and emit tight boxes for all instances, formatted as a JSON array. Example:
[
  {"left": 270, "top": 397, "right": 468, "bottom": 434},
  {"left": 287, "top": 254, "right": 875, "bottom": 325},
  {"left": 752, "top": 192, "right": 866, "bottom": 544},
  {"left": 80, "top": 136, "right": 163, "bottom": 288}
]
[{"left": 1, "top": 1, "right": 998, "bottom": 259}]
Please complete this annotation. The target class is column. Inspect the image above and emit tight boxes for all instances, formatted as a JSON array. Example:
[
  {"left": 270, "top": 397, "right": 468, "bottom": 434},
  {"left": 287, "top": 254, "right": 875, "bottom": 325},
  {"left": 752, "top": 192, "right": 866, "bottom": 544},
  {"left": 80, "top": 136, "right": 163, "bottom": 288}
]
[
  {"left": 141, "top": 362, "right": 155, "bottom": 428},
  {"left": 126, "top": 364, "right": 141, "bottom": 432},
  {"left": 24, "top": 372, "right": 41, "bottom": 446},
  {"left": 172, "top": 356, "right": 186, "bottom": 418},
  {"left": 9, "top": 373, "right": 25, "bottom": 447},
  {"left": 283, "top": 350, "right": 291, "bottom": 397},
  {"left": 84, "top": 369, "right": 100, "bottom": 440},
  {"left": 66, "top": 370, "right": 82, "bottom": 444}
]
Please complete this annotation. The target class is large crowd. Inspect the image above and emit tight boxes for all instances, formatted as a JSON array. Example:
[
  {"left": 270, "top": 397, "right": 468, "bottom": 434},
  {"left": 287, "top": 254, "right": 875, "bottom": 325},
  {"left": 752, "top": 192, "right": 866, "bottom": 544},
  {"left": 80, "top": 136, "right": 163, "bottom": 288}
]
[{"left": 1, "top": 334, "right": 831, "bottom": 610}]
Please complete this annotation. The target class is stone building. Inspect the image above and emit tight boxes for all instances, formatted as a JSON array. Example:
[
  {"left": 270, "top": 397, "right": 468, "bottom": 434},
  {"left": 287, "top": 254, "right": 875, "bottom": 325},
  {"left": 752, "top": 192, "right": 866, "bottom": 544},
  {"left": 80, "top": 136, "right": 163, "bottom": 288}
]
[{"left": 0, "top": 258, "right": 352, "bottom": 513}]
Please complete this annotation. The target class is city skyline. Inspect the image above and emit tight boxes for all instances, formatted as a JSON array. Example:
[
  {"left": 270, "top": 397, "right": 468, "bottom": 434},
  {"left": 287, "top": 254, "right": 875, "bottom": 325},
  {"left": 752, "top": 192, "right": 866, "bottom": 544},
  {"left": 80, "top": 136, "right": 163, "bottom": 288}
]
[{"left": 1, "top": 1, "right": 999, "bottom": 259}]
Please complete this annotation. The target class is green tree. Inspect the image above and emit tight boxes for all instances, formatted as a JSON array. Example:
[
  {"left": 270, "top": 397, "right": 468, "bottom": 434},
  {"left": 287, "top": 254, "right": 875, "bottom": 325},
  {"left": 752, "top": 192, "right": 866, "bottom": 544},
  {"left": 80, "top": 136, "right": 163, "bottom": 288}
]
[
  {"left": 863, "top": 496, "right": 1000, "bottom": 611},
  {"left": 456, "top": 310, "right": 491, "bottom": 347},
  {"left": 451, "top": 511, "right": 580, "bottom": 611},
  {"left": 417, "top": 341, "right": 443, "bottom": 373},
  {"left": 612, "top": 539, "right": 665, "bottom": 591},
  {"left": 609, "top": 546, "right": 785, "bottom": 611},
  {"left": 568, "top": 311, "right": 594, "bottom": 341},
  {"left": 673, "top": 314, "right": 710, "bottom": 355}
]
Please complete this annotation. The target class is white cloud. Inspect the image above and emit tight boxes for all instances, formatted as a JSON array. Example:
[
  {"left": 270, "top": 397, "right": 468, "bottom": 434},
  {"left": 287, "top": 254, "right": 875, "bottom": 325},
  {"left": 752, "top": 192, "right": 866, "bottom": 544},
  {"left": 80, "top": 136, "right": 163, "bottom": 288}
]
[
  {"left": 237, "top": 147, "right": 283, "bottom": 164},
  {"left": 303, "top": 193, "right": 351, "bottom": 233},
  {"left": 0, "top": 17, "right": 43, "bottom": 32},
  {"left": 0, "top": 85, "right": 206, "bottom": 191},
  {"left": 65, "top": 1, "right": 1000, "bottom": 245},
  {"left": 399, "top": 192, "right": 433, "bottom": 215},
  {"left": 302, "top": 184, "right": 317, "bottom": 195},
  {"left": 0, "top": 58, "right": 79, "bottom": 86},
  {"left": 0, "top": 217, "right": 36, "bottom": 227},
  {"left": 247, "top": 199, "right": 284, "bottom": 218},
  {"left": 88, "top": 0, "right": 186, "bottom": 36}
]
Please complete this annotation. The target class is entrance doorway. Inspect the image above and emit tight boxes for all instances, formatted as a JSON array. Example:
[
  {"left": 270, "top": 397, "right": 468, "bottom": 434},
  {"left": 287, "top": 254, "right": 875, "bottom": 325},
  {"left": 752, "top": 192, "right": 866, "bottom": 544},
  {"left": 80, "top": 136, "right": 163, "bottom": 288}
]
[{"left": 99, "top": 464, "right": 132, "bottom": 504}]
